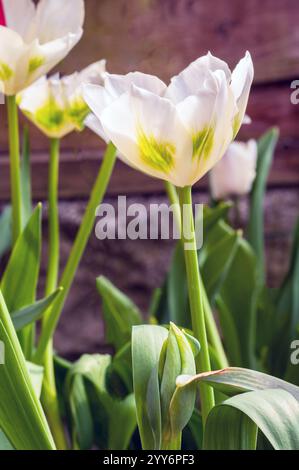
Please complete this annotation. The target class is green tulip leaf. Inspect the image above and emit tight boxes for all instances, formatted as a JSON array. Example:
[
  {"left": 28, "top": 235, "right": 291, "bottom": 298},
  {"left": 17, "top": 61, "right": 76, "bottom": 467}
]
[
  {"left": 204, "top": 389, "right": 299, "bottom": 450},
  {"left": 96, "top": 276, "right": 142, "bottom": 350}
]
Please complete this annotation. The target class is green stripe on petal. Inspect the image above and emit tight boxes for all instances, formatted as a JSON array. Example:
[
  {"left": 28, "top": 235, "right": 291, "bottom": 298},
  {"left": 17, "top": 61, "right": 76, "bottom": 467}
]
[
  {"left": 233, "top": 114, "right": 242, "bottom": 139},
  {"left": 28, "top": 56, "right": 45, "bottom": 75},
  {"left": 35, "top": 98, "right": 65, "bottom": 133},
  {"left": 67, "top": 98, "right": 90, "bottom": 131},
  {"left": 192, "top": 126, "right": 214, "bottom": 161},
  {"left": 0, "top": 63, "right": 13, "bottom": 81},
  {"left": 138, "top": 128, "right": 175, "bottom": 174}
]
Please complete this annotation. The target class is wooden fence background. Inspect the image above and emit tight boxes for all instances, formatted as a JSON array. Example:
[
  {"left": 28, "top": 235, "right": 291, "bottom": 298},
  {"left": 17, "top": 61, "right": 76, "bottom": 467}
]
[{"left": 0, "top": 0, "right": 299, "bottom": 357}]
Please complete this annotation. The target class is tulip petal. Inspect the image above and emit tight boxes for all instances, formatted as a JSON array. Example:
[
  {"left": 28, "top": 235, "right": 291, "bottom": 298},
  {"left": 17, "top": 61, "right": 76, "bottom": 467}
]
[
  {"left": 0, "top": 26, "right": 29, "bottom": 95},
  {"left": 166, "top": 52, "right": 231, "bottom": 104},
  {"left": 210, "top": 139, "right": 257, "bottom": 199},
  {"left": 100, "top": 85, "right": 192, "bottom": 186},
  {"left": 231, "top": 51, "right": 254, "bottom": 137},
  {"left": 188, "top": 70, "right": 236, "bottom": 185},
  {"left": 85, "top": 113, "right": 108, "bottom": 143},
  {"left": 2, "top": 0, "right": 35, "bottom": 38},
  {"left": 83, "top": 83, "right": 114, "bottom": 120},
  {"left": 31, "top": 0, "right": 84, "bottom": 44},
  {"left": 27, "top": 30, "right": 83, "bottom": 83},
  {"left": 105, "top": 71, "right": 167, "bottom": 98}
]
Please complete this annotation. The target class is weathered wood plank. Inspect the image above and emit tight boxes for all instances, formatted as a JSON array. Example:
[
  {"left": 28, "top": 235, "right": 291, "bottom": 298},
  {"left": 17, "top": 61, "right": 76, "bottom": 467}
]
[
  {"left": 60, "top": 0, "right": 299, "bottom": 85},
  {"left": 1, "top": 81, "right": 298, "bottom": 200}
]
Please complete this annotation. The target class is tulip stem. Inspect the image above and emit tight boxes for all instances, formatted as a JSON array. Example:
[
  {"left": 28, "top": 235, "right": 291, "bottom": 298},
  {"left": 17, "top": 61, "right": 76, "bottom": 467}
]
[
  {"left": 177, "top": 186, "right": 215, "bottom": 425},
  {"left": 7, "top": 95, "right": 22, "bottom": 244},
  {"left": 46, "top": 138, "right": 60, "bottom": 295},
  {"left": 165, "top": 183, "right": 228, "bottom": 370},
  {"left": 34, "top": 143, "right": 117, "bottom": 364},
  {"left": 41, "top": 138, "right": 68, "bottom": 450},
  {"left": 164, "top": 181, "right": 181, "bottom": 233}
]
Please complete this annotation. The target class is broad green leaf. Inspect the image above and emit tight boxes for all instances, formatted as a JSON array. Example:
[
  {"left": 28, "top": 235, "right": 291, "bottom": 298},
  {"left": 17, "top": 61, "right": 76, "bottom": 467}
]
[
  {"left": 65, "top": 367, "right": 93, "bottom": 450},
  {"left": 0, "top": 362, "right": 44, "bottom": 451},
  {"left": 1, "top": 204, "right": 42, "bottom": 357},
  {"left": 200, "top": 220, "right": 240, "bottom": 304},
  {"left": 107, "top": 394, "right": 136, "bottom": 450},
  {"left": 201, "top": 201, "right": 233, "bottom": 238},
  {"left": 133, "top": 324, "right": 198, "bottom": 450},
  {"left": 96, "top": 276, "right": 142, "bottom": 350},
  {"left": 0, "top": 206, "right": 12, "bottom": 261},
  {"left": 177, "top": 367, "right": 299, "bottom": 402},
  {"left": 11, "top": 288, "right": 62, "bottom": 331},
  {"left": 21, "top": 126, "right": 32, "bottom": 225},
  {"left": 271, "top": 218, "right": 299, "bottom": 378},
  {"left": 132, "top": 325, "right": 168, "bottom": 449},
  {"left": 247, "top": 128, "right": 279, "bottom": 282},
  {"left": 0, "top": 290, "right": 55, "bottom": 450},
  {"left": 167, "top": 325, "right": 197, "bottom": 446},
  {"left": 204, "top": 389, "right": 299, "bottom": 450},
  {"left": 216, "top": 238, "right": 259, "bottom": 368},
  {"left": 27, "top": 361, "right": 44, "bottom": 398},
  {"left": 165, "top": 242, "right": 189, "bottom": 327},
  {"left": 1, "top": 204, "right": 41, "bottom": 311},
  {"left": 0, "top": 430, "right": 13, "bottom": 450},
  {"left": 67, "top": 354, "right": 136, "bottom": 450}
]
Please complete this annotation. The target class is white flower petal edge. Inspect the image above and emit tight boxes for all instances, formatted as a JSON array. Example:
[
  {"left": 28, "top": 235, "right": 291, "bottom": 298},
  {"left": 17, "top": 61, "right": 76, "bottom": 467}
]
[
  {"left": 210, "top": 139, "right": 258, "bottom": 200},
  {"left": 0, "top": 0, "right": 85, "bottom": 95},
  {"left": 231, "top": 51, "right": 254, "bottom": 137},
  {"left": 165, "top": 51, "right": 231, "bottom": 104}
]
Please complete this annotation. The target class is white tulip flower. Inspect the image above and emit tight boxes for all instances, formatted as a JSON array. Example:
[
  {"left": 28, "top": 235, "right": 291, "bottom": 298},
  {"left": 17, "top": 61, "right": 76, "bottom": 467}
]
[
  {"left": 0, "top": 0, "right": 85, "bottom": 95},
  {"left": 83, "top": 52, "right": 254, "bottom": 187},
  {"left": 210, "top": 139, "right": 258, "bottom": 200},
  {"left": 17, "top": 60, "right": 106, "bottom": 139}
]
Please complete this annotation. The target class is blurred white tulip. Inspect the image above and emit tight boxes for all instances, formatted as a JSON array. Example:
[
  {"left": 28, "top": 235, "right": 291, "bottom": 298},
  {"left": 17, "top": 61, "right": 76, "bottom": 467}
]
[
  {"left": 17, "top": 61, "right": 106, "bottom": 139},
  {"left": 83, "top": 52, "right": 254, "bottom": 187},
  {"left": 210, "top": 139, "right": 258, "bottom": 200},
  {"left": 0, "top": 0, "right": 85, "bottom": 95}
]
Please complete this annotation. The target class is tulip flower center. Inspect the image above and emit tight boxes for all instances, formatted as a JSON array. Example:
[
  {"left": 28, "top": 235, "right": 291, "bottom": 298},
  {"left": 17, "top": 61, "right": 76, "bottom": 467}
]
[
  {"left": 192, "top": 127, "right": 214, "bottom": 160},
  {"left": 0, "top": 1, "right": 6, "bottom": 26},
  {"left": 138, "top": 128, "right": 175, "bottom": 173}
]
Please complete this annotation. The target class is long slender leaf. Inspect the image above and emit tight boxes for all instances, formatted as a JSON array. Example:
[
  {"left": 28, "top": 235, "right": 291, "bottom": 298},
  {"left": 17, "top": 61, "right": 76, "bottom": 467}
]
[
  {"left": 1, "top": 204, "right": 42, "bottom": 357},
  {"left": 0, "top": 290, "right": 55, "bottom": 450},
  {"left": 21, "top": 126, "right": 32, "bottom": 225},
  {"left": 11, "top": 288, "right": 63, "bottom": 331},
  {"left": 0, "top": 361, "right": 44, "bottom": 451},
  {"left": 177, "top": 367, "right": 299, "bottom": 402},
  {"left": 247, "top": 128, "right": 279, "bottom": 282},
  {"left": 0, "top": 207, "right": 12, "bottom": 261},
  {"left": 216, "top": 238, "right": 259, "bottom": 368}
]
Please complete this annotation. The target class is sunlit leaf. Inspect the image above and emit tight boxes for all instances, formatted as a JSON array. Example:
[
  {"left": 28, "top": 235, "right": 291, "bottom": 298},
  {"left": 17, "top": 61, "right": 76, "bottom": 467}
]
[
  {"left": 204, "top": 389, "right": 299, "bottom": 450},
  {"left": 0, "top": 290, "right": 55, "bottom": 450}
]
